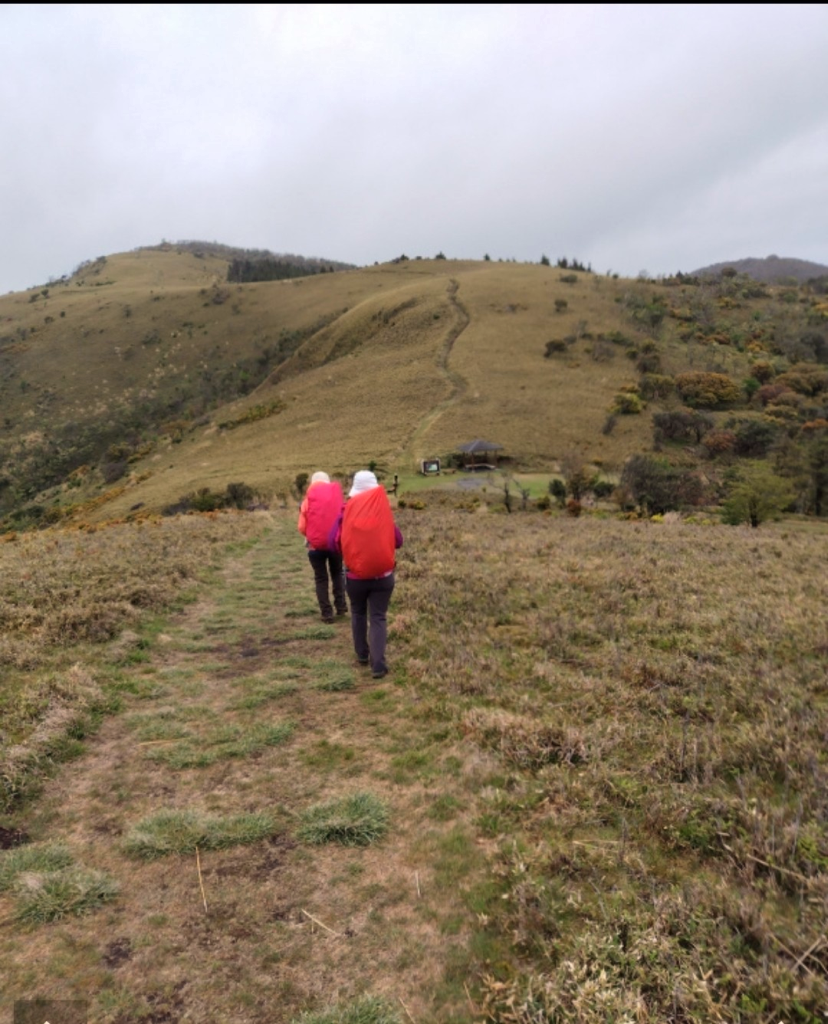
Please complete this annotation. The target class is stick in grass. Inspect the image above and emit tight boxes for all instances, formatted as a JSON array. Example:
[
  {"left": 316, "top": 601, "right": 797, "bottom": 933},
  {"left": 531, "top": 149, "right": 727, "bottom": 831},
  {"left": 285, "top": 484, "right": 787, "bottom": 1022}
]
[
  {"left": 399, "top": 996, "right": 416, "bottom": 1023},
  {"left": 792, "top": 934, "right": 826, "bottom": 975},
  {"left": 301, "top": 908, "right": 341, "bottom": 936},
  {"left": 196, "top": 846, "right": 208, "bottom": 913},
  {"left": 415, "top": 871, "right": 421, "bottom": 898},
  {"left": 745, "top": 853, "right": 811, "bottom": 886}
]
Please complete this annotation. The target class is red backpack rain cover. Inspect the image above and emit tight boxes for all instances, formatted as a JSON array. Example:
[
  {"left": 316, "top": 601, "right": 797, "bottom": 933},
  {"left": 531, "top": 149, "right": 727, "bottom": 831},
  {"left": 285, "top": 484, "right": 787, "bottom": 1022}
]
[
  {"left": 341, "top": 486, "right": 396, "bottom": 578},
  {"left": 304, "top": 481, "right": 344, "bottom": 550}
]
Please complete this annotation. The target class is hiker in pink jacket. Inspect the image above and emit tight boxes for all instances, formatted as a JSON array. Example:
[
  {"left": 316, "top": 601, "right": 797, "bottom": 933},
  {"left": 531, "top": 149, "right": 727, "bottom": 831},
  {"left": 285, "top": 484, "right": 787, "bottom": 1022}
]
[{"left": 297, "top": 471, "right": 347, "bottom": 624}]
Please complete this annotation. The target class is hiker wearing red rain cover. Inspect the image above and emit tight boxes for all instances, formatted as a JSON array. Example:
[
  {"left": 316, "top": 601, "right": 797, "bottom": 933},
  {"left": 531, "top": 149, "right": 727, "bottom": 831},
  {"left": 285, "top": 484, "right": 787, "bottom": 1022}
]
[
  {"left": 330, "top": 470, "right": 403, "bottom": 680},
  {"left": 297, "top": 472, "right": 347, "bottom": 623}
]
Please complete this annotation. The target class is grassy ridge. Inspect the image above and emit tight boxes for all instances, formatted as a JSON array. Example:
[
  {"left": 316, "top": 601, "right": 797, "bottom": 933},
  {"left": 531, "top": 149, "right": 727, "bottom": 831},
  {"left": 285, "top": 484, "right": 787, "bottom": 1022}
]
[{"left": 8, "top": 248, "right": 826, "bottom": 525}]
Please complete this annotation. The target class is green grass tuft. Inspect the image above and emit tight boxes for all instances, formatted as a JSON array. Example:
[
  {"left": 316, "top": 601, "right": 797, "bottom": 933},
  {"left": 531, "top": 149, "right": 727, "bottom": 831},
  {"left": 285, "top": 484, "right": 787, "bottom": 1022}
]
[
  {"left": 291, "top": 996, "right": 402, "bottom": 1024},
  {"left": 14, "top": 867, "right": 120, "bottom": 923},
  {"left": 298, "top": 792, "right": 389, "bottom": 847},
  {"left": 123, "top": 809, "right": 278, "bottom": 858},
  {"left": 144, "top": 721, "right": 294, "bottom": 768},
  {"left": 316, "top": 670, "right": 355, "bottom": 692},
  {"left": 0, "top": 843, "right": 74, "bottom": 892}
]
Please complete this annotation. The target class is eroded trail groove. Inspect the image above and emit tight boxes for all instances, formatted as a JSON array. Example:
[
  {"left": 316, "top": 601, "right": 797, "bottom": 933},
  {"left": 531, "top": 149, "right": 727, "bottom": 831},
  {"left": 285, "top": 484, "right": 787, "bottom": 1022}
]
[
  {"left": 0, "top": 514, "right": 484, "bottom": 1023},
  {"left": 398, "top": 278, "right": 471, "bottom": 467}
]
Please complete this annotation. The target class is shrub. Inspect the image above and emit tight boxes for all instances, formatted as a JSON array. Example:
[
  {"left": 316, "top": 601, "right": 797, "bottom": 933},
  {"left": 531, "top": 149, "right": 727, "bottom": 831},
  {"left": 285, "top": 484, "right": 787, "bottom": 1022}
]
[
  {"left": 621, "top": 455, "right": 705, "bottom": 515},
  {"left": 636, "top": 351, "right": 662, "bottom": 374},
  {"left": 554, "top": 299, "right": 568, "bottom": 313},
  {"left": 722, "top": 464, "right": 795, "bottom": 527},
  {"left": 590, "top": 339, "right": 615, "bottom": 362},
  {"left": 226, "top": 482, "right": 255, "bottom": 509},
  {"left": 702, "top": 430, "right": 737, "bottom": 457},
  {"left": 776, "top": 366, "right": 828, "bottom": 397},
  {"left": 548, "top": 479, "right": 567, "bottom": 507},
  {"left": 590, "top": 478, "right": 615, "bottom": 500},
  {"left": 730, "top": 418, "right": 780, "bottom": 457},
  {"left": 604, "top": 330, "right": 635, "bottom": 347},
  {"left": 101, "top": 460, "right": 128, "bottom": 484},
  {"left": 751, "top": 360, "right": 775, "bottom": 383},
  {"left": 756, "top": 383, "right": 793, "bottom": 407},
  {"left": 559, "top": 274, "right": 578, "bottom": 285},
  {"left": 612, "top": 392, "right": 644, "bottom": 415},
  {"left": 674, "top": 372, "right": 742, "bottom": 408},
  {"left": 650, "top": 407, "right": 712, "bottom": 444},
  {"left": 544, "top": 339, "right": 567, "bottom": 357},
  {"left": 639, "top": 373, "right": 675, "bottom": 401},
  {"left": 560, "top": 455, "right": 589, "bottom": 500},
  {"left": 162, "top": 482, "right": 257, "bottom": 515}
]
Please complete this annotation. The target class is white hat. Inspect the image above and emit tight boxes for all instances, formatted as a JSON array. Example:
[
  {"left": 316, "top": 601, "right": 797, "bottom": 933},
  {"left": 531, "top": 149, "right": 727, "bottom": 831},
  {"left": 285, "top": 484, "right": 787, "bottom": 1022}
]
[
  {"left": 310, "top": 471, "right": 330, "bottom": 485},
  {"left": 349, "top": 470, "right": 379, "bottom": 497}
]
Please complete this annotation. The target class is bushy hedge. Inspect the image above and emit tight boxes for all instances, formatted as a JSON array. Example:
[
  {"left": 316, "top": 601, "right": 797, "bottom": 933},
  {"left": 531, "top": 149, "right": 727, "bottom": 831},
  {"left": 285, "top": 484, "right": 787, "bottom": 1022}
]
[{"left": 674, "top": 372, "right": 742, "bottom": 408}]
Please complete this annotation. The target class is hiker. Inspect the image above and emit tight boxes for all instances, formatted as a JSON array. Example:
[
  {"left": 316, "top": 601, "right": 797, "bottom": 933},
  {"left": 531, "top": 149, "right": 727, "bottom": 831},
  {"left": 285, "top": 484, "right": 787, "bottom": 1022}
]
[
  {"left": 330, "top": 470, "right": 403, "bottom": 680},
  {"left": 297, "top": 471, "right": 347, "bottom": 624}
]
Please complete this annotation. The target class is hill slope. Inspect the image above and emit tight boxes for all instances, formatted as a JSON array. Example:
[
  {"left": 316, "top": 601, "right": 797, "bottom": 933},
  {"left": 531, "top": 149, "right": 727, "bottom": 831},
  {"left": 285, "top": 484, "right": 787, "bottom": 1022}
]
[{"left": 1, "top": 248, "right": 827, "bottom": 523}]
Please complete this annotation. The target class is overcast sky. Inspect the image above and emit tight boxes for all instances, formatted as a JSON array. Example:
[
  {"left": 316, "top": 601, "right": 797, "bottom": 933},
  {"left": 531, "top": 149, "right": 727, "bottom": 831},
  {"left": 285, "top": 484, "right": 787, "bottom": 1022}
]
[{"left": 2, "top": 3, "right": 827, "bottom": 294}]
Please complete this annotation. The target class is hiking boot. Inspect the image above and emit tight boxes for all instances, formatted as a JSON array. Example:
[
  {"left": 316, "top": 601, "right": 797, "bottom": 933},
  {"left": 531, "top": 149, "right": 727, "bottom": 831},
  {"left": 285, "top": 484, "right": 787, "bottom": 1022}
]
[
  {"left": 321, "top": 613, "right": 334, "bottom": 624},
  {"left": 371, "top": 668, "right": 388, "bottom": 680},
  {"left": 336, "top": 606, "right": 348, "bottom": 617},
  {"left": 357, "top": 658, "right": 370, "bottom": 667}
]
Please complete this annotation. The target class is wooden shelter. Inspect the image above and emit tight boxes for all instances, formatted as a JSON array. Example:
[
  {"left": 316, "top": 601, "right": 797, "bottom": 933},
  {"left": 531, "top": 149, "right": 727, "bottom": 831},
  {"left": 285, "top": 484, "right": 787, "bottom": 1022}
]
[{"left": 455, "top": 439, "right": 504, "bottom": 470}]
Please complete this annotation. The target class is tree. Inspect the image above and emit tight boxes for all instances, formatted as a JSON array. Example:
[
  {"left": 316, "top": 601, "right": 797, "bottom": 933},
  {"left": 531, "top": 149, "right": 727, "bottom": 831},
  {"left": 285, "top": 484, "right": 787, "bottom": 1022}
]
[
  {"left": 621, "top": 455, "right": 705, "bottom": 515},
  {"left": 560, "top": 453, "right": 589, "bottom": 500},
  {"left": 721, "top": 463, "right": 794, "bottom": 527},
  {"left": 540, "top": 254, "right": 550, "bottom": 267}
]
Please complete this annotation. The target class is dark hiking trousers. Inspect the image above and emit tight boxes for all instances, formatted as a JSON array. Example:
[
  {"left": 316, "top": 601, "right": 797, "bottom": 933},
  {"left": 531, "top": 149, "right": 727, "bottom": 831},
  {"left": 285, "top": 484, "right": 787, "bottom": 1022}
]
[
  {"left": 346, "top": 573, "right": 395, "bottom": 676},
  {"left": 308, "top": 549, "right": 347, "bottom": 620}
]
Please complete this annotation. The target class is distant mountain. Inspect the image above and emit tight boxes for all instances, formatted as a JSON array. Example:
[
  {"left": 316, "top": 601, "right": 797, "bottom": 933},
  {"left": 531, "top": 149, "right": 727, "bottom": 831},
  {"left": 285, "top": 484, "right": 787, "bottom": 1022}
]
[{"left": 691, "top": 255, "right": 828, "bottom": 284}]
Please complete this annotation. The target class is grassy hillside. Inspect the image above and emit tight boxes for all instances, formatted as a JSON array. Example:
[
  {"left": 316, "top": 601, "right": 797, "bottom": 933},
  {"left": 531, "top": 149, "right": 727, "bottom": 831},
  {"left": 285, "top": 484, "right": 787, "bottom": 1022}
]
[{"left": 1, "top": 247, "right": 827, "bottom": 526}]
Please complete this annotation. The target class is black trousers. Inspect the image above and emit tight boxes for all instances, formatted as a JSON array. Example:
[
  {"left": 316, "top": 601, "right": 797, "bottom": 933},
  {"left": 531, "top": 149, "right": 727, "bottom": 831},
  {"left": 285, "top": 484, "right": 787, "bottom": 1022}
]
[
  {"left": 345, "top": 573, "right": 395, "bottom": 675},
  {"left": 307, "top": 549, "right": 347, "bottom": 619}
]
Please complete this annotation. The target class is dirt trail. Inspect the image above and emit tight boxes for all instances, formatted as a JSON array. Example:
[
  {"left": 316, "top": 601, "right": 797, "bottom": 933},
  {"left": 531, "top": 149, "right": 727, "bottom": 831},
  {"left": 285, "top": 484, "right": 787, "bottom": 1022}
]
[
  {"left": 0, "top": 516, "right": 482, "bottom": 1023},
  {"left": 396, "top": 279, "right": 471, "bottom": 466}
]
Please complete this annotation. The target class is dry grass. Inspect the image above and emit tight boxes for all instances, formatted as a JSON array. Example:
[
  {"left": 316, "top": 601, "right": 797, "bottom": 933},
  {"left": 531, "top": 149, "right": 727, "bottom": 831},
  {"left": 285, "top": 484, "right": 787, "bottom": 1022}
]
[
  {"left": 1, "top": 505, "right": 827, "bottom": 1021},
  {"left": 0, "top": 512, "right": 265, "bottom": 810},
  {"left": 396, "top": 506, "right": 828, "bottom": 1021}
]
